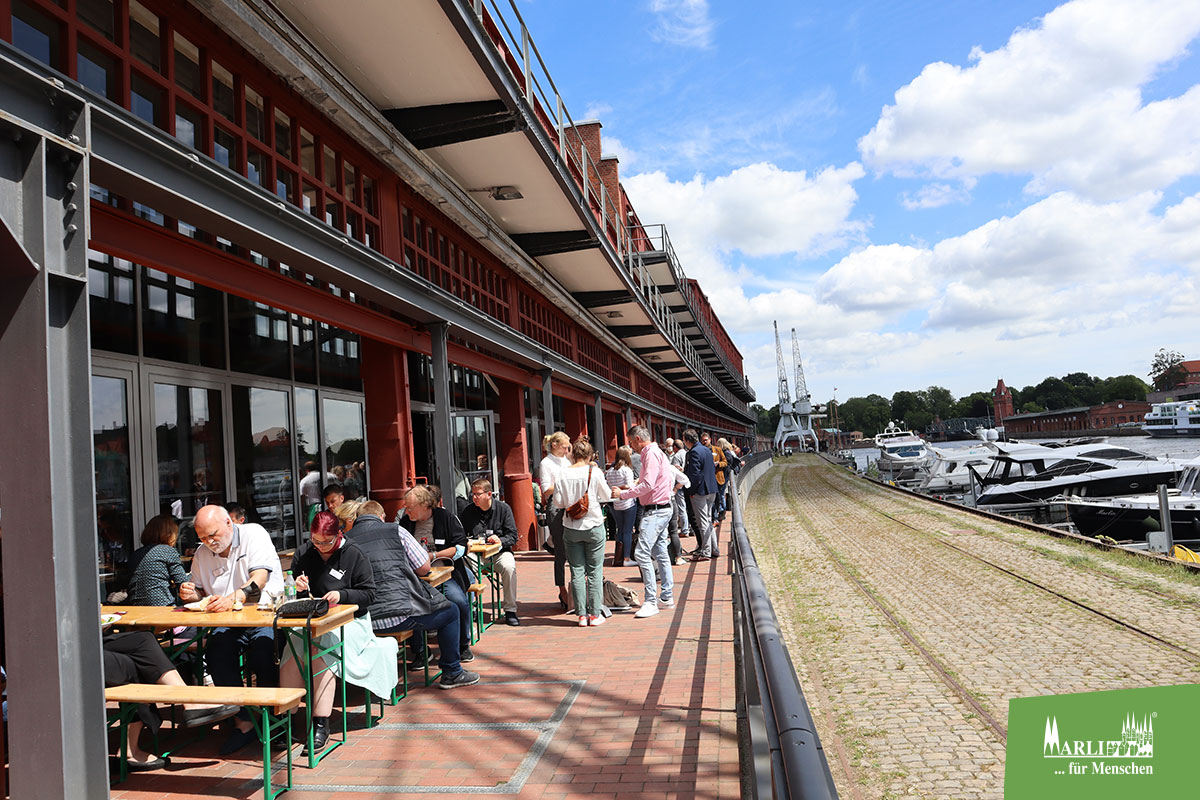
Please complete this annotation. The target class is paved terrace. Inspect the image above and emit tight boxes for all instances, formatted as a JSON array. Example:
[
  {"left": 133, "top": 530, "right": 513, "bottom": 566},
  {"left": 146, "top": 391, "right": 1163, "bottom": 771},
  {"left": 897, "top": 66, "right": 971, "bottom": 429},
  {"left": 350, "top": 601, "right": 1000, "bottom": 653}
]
[{"left": 109, "top": 535, "right": 741, "bottom": 800}]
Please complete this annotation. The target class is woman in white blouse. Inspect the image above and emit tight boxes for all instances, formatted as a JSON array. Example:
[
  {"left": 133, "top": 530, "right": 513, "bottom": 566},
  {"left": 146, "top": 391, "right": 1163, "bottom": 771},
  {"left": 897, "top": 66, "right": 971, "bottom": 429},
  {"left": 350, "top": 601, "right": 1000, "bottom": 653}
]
[
  {"left": 604, "top": 446, "right": 637, "bottom": 567},
  {"left": 552, "top": 436, "right": 614, "bottom": 626},
  {"left": 538, "top": 431, "right": 573, "bottom": 609}
]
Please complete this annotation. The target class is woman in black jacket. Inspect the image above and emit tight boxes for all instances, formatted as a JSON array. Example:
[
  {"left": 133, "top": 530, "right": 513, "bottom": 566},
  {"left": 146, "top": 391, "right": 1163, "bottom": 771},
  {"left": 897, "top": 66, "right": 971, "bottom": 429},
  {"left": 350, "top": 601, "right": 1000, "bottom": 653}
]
[{"left": 281, "top": 510, "right": 378, "bottom": 754}]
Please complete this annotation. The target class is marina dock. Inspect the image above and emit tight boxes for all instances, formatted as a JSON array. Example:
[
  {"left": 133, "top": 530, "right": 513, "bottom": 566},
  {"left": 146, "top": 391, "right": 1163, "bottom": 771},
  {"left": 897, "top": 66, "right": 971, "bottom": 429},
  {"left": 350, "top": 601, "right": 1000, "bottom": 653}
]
[{"left": 747, "top": 455, "right": 1200, "bottom": 799}]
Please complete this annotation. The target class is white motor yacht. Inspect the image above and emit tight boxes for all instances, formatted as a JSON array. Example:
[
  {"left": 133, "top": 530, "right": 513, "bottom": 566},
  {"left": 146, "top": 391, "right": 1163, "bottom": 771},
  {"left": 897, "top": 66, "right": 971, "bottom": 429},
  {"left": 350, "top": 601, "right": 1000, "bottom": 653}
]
[
  {"left": 875, "top": 421, "right": 930, "bottom": 477},
  {"left": 1063, "top": 458, "right": 1200, "bottom": 541},
  {"left": 1142, "top": 401, "right": 1200, "bottom": 437},
  {"left": 915, "top": 444, "right": 995, "bottom": 495},
  {"left": 973, "top": 442, "right": 1180, "bottom": 507}
]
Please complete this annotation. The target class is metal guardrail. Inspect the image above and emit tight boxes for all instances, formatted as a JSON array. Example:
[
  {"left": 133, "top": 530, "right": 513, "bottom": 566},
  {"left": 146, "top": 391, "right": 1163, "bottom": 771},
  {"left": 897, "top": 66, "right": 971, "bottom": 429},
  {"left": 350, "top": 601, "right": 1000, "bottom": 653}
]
[{"left": 730, "top": 451, "right": 839, "bottom": 799}]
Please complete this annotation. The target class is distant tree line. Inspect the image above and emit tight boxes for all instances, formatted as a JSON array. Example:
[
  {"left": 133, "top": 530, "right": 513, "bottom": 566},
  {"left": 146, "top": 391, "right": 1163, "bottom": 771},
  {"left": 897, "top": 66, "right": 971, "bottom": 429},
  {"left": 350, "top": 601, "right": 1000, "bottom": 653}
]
[{"left": 751, "top": 371, "right": 1150, "bottom": 438}]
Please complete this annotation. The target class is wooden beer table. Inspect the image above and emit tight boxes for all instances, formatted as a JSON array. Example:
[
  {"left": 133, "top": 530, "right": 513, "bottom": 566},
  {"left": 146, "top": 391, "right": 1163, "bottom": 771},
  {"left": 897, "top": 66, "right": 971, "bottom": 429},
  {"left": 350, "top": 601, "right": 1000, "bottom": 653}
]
[
  {"left": 467, "top": 540, "right": 503, "bottom": 635},
  {"left": 103, "top": 603, "right": 357, "bottom": 768}
]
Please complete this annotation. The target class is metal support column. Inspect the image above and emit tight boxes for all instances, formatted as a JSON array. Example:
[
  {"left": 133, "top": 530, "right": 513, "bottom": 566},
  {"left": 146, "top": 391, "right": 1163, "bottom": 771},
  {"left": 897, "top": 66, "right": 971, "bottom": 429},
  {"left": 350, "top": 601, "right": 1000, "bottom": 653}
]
[
  {"left": 593, "top": 391, "right": 605, "bottom": 462},
  {"left": 540, "top": 369, "right": 555, "bottom": 435},
  {"left": 0, "top": 121, "right": 109, "bottom": 797},
  {"left": 429, "top": 322, "right": 455, "bottom": 496}
]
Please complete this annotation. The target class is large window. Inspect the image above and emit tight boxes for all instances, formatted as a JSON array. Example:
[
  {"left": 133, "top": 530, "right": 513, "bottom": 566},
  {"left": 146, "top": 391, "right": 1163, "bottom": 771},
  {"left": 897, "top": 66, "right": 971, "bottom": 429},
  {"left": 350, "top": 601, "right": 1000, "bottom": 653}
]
[
  {"left": 232, "top": 386, "right": 296, "bottom": 550},
  {"left": 93, "top": 373, "right": 134, "bottom": 595}
]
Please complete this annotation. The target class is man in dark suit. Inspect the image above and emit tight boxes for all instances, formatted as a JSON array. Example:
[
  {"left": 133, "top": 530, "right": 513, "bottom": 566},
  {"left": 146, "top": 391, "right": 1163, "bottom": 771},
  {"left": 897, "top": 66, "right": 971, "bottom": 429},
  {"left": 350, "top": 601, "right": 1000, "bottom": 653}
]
[{"left": 682, "top": 428, "right": 719, "bottom": 559}]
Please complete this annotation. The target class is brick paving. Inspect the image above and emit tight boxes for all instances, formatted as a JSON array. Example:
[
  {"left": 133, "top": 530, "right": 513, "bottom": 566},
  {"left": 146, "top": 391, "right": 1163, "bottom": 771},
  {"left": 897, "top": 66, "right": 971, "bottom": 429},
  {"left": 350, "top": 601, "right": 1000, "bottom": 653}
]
[
  {"left": 109, "top": 535, "right": 741, "bottom": 800},
  {"left": 749, "top": 457, "right": 1200, "bottom": 800}
]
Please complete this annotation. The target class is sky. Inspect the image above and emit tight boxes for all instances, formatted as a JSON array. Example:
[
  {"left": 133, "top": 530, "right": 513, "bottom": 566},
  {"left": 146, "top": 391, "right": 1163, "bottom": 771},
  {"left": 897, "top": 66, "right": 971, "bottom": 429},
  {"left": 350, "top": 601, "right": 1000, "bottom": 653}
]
[{"left": 510, "top": 0, "right": 1200, "bottom": 406}]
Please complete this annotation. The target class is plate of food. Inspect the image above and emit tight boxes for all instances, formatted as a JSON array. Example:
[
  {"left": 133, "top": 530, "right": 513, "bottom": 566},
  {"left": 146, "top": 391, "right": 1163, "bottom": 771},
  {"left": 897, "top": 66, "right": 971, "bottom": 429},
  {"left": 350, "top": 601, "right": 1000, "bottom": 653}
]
[{"left": 100, "top": 612, "right": 122, "bottom": 628}]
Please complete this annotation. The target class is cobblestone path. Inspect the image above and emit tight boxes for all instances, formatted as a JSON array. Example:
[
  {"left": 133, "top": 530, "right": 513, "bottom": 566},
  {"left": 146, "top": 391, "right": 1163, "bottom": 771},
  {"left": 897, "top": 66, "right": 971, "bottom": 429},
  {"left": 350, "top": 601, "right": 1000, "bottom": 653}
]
[{"left": 746, "top": 456, "right": 1200, "bottom": 800}]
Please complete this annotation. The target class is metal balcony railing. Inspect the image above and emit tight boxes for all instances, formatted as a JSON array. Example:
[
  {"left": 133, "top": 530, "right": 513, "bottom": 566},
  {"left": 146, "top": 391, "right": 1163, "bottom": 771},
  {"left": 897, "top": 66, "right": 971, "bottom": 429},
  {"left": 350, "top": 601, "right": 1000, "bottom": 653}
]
[
  {"left": 629, "top": 224, "right": 755, "bottom": 401},
  {"left": 468, "top": 0, "right": 752, "bottom": 419}
]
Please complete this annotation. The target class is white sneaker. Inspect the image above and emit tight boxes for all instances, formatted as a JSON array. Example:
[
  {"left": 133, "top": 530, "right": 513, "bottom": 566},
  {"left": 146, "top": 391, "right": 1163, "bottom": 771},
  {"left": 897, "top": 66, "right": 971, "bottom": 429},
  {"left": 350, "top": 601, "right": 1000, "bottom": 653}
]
[
  {"left": 659, "top": 599, "right": 675, "bottom": 608},
  {"left": 634, "top": 604, "right": 660, "bottom": 618},
  {"left": 623, "top": 559, "right": 637, "bottom": 567}
]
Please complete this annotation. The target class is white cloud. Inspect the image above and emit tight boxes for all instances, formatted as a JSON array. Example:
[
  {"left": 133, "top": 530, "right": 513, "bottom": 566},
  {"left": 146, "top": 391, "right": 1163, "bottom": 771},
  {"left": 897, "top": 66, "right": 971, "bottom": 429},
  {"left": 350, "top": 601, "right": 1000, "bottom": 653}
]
[
  {"left": 901, "top": 181, "right": 974, "bottom": 210},
  {"left": 649, "top": 0, "right": 714, "bottom": 49},
  {"left": 625, "top": 161, "right": 866, "bottom": 263},
  {"left": 859, "top": 0, "right": 1200, "bottom": 200},
  {"left": 582, "top": 102, "right": 613, "bottom": 120},
  {"left": 602, "top": 136, "right": 639, "bottom": 169},
  {"left": 817, "top": 244, "right": 935, "bottom": 312}
]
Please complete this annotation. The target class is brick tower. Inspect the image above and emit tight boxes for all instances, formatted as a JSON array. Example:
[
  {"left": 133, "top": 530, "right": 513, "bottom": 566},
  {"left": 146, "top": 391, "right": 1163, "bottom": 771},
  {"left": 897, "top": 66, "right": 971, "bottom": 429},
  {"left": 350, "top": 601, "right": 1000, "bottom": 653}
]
[{"left": 993, "top": 379, "right": 1014, "bottom": 425}]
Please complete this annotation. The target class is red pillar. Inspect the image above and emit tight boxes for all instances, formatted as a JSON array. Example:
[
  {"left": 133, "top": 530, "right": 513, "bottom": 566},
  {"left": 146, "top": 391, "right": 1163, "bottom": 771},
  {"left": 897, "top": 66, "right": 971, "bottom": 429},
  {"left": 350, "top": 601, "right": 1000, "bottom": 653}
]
[
  {"left": 362, "top": 338, "right": 416, "bottom": 521},
  {"left": 562, "top": 398, "right": 588, "bottom": 441},
  {"left": 496, "top": 378, "right": 536, "bottom": 552}
]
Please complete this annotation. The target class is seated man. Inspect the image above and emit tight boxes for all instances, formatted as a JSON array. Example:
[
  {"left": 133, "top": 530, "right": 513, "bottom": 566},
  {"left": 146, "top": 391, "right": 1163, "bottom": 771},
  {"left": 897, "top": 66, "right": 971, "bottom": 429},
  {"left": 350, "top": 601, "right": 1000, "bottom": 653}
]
[
  {"left": 399, "top": 486, "right": 474, "bottom": 661},
  {"left": 346, "top": 500, "right": 480, "bottom": 689},
  {"left": 458, "top": 478, "right": 520, "bottom": 626},
  {"left": 180, "top": 504, "right": 284, "bottom": 753}
]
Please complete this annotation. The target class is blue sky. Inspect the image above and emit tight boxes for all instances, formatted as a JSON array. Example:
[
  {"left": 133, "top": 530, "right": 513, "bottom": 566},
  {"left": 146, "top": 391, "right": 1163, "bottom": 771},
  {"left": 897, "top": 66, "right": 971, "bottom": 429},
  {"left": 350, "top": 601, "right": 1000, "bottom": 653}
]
[{"left": 513, "top": 0, "right": 1200, "bottom": 405}]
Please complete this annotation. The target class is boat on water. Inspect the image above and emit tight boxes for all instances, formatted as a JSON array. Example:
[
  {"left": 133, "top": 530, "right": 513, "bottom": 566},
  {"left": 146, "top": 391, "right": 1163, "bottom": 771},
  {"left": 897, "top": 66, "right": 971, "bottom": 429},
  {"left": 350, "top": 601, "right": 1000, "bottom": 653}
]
[
  {"left": 1063, "top": 458, "right": 1200, "bottom": 541},
  {"left": 874, "top": 421, "right": 929, "bottom": 477},
  {"left": 914, "top": 443, "right": 995, "bottom": 495},
  {"left": 1142, "top": 401, "right": 1200, "bottom": 437},
  {"left": 972, "top": 441, "right": 1180, "bottom": 507}
]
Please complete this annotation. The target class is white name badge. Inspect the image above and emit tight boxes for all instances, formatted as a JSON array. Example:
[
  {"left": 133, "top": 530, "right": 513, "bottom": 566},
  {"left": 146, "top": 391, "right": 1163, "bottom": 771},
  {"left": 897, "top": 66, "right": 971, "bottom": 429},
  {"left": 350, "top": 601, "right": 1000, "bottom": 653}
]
[{"left": 328, "top": 568, "right": 345, "bottom": 580}]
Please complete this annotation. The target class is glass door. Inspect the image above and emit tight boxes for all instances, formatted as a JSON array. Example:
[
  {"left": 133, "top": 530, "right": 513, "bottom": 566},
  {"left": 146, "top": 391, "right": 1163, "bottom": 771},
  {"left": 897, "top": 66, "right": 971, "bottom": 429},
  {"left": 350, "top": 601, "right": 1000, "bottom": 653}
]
[
  {"left": 91, "top": 363, "right": 140, "bottom": 596},
  {"left": 452, "top": 411, "right": 498, "bottom": 503},
  {"left": 147, "top": 377, "right": 227, "bottom": 554}
]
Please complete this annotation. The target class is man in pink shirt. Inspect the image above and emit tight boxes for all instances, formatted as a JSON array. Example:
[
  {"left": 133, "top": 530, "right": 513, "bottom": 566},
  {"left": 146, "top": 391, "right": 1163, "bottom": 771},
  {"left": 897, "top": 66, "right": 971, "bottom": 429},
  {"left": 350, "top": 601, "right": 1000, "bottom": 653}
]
[{"left": 620, "top": 425, "right": 677, "bottom": 618}]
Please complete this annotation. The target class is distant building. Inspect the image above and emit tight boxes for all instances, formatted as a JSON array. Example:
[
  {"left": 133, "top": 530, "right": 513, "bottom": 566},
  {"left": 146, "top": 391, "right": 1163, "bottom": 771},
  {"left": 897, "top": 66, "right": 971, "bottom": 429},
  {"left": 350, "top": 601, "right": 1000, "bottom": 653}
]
[
  {"left": 1148, "top": 358, "right": 1200, "bottom": 403},
  {"left": 993, "top": 379, "right": 1014, "bottom": 426},
  {"left": 1003, "top": 401, "right": 1150, "bottom": 434}
]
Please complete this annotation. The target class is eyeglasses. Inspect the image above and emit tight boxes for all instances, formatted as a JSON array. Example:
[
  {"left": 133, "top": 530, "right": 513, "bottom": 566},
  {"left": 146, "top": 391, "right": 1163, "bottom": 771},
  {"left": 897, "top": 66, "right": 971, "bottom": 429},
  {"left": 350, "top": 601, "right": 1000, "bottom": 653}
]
[{"left": 471, "top": 490, "right": 490, "bottom": 497}]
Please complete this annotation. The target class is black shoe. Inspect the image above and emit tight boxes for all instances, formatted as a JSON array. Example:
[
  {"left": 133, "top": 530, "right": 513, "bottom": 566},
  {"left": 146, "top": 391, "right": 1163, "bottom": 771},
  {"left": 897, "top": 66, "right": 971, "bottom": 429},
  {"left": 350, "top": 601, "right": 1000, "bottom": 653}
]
[
  {"left": 459, "top": 646, "right": 475, "bottom": 662},
  {"left": 219, "top": 726, "right": 258, "bottom": 755},
  {"left": 125, "top": 755, "right": 166, "bottom": 772},
  {"left": 407, "top": 649, "right": 434, "bottom": 670},
  {"left": 542, "top": 541, "right": 555, "bottom": 554},
  {"left": 504, "top": 611, "right": 520, "bottom": 626},
  {"left": 439, "top": 669, "right": 481, "bottom": 689},
  {"left": 300, "top": 717, "right": 329, "bottom": 757},
  {"left": 182, "top": 703, "right": 240, "bottom": 728}
]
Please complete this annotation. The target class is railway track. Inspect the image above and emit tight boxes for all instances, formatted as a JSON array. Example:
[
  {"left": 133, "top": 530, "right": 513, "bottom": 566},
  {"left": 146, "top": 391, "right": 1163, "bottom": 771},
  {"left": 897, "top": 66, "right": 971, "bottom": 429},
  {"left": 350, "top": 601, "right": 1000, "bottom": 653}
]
[
  {"left": 809, "top": 466, "right": 1200, "bottom": 667},
  {"left": 747, "top": 457, "right": 1200, "bottom": 799}
]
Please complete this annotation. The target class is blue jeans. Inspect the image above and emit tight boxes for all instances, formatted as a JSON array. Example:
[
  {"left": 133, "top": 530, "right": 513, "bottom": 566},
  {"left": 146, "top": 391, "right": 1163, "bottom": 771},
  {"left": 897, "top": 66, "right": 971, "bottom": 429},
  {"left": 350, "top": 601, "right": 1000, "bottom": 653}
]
[
  {"left": 377, "top": 603, "right": 462, "bottom": 676},
  {"left": 635, "top": 507, "right": 674, "bottom": 605},
  {"left": 440, "top": 576, "right": 472, "bottom": 647},
  {"left": 613, "top": 506, "right": 636, "bottom": 558},
  {"left": 563, "top": 524, "right": 606, "bottom": 617},
  {"left": 206, "top": 626, "right": 277, "bottom": 689}
]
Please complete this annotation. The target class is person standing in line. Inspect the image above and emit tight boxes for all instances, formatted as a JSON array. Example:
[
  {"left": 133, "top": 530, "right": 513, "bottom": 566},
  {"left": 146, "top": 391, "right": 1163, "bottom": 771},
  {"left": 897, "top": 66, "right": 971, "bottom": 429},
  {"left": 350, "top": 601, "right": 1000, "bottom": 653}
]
[
  {"left": 668, "top": 439, "right": 688, "bottom": 547},
  {"left": 620, "top": 425, "right": 677, "bottom": 619},
  {"left": 705, "top": 432, "right": 729, "bottom": 521},
  {"left": 682, "top": 429, "right": 719, "bottom": 561},
  {"left": 605, "top": 446, "right": 637, "bottom": 567},
  {"left": 666, "top": 461, "right": 690, "bottom": 565},
  {"left": 551, "top": 437, "right": 613, "bottom": 626},
  {"left": 538, "top": 431, "right": 572, "bottom": 610},
  {"left": 458, "top": 478, "right": 521, "bottom": 627}
]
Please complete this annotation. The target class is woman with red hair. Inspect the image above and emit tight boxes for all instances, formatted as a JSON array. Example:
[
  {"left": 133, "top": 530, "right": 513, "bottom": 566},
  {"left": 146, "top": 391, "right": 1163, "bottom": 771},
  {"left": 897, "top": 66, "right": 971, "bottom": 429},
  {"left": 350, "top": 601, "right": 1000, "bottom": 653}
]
[{"left": 279, "top": 510, "right": 394, "bottom": 755}]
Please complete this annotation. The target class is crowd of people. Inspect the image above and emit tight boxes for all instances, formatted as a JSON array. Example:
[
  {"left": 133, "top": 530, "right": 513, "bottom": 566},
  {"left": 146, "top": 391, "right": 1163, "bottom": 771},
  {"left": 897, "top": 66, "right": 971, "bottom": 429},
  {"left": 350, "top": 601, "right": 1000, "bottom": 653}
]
[{"left": 102, "top": 424, "right": 743, "bottom": 768}]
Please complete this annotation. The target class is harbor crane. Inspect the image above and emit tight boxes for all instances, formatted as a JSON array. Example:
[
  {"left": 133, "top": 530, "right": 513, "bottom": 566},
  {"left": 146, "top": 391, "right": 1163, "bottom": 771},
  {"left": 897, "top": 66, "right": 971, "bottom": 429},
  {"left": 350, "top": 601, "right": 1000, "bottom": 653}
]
[{"left": 773, "top": 322, "right": 821, "bottom": 452}]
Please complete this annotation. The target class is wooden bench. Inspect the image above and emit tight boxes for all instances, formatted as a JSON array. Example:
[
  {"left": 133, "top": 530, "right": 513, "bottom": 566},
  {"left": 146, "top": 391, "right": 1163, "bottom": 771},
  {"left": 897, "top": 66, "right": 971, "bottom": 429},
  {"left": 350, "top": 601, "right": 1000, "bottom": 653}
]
[{"left": 105, "top": 684, "right": 305, "bottom": 799}]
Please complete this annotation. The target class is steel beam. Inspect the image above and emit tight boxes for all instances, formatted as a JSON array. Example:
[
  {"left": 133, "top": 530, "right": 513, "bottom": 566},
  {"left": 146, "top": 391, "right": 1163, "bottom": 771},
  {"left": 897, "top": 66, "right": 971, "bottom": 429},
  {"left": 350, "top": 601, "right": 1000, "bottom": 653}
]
[
  {"left": 0, "top": 124, "right": 109, "bottom": 798},
  {"left": 541, "top": 369, "right": 555, "bottom": 435},
  {"left": 429, "top": 323, "right": 455, "bottom": 496},
  {"left": 510, "top": 230, "right": 597, "bottom": 258},
  {"left": 382, "top": 100, "right": 525, "bottom": 150},
  {"left": 593, "top": 391, "right": 604, "bottom": 459}
]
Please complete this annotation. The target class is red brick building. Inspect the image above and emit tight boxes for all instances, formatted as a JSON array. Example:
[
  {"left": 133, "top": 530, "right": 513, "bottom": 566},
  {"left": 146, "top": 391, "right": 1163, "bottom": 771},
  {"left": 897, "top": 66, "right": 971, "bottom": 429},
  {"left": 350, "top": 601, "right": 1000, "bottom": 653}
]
[
  {"left": 993, "top": 378, "right": 1014, "bottom": 425},
  {"left": 1002, "top": 401, "right": 1150, "bottom": 434}
]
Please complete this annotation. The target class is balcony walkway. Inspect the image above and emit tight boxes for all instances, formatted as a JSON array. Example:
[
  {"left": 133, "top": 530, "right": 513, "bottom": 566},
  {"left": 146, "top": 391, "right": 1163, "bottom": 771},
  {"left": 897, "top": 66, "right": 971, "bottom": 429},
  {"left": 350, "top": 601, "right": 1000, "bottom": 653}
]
[{"left": 110, "top": 531, "right": 741, "bottom": 800}]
